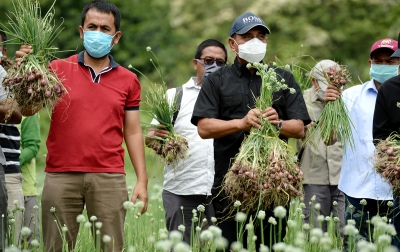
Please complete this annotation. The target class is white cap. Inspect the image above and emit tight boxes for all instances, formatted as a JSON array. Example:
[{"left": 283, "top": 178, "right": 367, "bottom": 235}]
[{"left": 311, "top": 60, "right": 341, "bottom": 91}]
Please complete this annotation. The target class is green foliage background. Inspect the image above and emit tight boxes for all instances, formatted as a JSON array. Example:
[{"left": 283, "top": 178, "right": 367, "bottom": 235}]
[{"left": 1, "top": 0, "right": 400, "bottom": 191}]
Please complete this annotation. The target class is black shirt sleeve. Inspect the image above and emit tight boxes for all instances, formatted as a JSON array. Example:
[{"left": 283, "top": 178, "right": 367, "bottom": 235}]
[
  {"left": 373, "top": 76, "right": 400, "bottom": 141},
  {"left": 191, "top": 73, "right": 220, "bottom": 126}
]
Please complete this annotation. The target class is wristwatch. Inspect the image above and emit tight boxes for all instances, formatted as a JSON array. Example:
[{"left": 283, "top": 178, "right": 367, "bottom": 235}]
[{"left": 277, "top": 120, "right": 283, "bottom": 131}]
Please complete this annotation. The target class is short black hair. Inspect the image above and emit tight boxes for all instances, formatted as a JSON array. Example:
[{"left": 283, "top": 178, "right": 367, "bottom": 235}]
[
  {"left": 194, "top": 39, "right": 228, "bottom": 62},
  {"left": 0, "top": 27, "right": 7, "bottom": 48},
  {"left": 81, "top": 0, "right": 121, "bottom": 31}
]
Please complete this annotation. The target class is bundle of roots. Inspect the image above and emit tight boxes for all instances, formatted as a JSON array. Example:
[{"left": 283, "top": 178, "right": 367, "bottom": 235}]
[
  {"left": 149, "top": 134, "right": 189, "bottom": 167},
  {"left": 1, "top": 56, "right": 66, "bottom": 116},
  {"left": 223, "top": 136, "right": 304, "bottom": 214}
]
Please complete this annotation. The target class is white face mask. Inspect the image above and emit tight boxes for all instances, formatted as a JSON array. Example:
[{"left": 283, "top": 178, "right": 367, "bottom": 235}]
[
  {"left": 234, "top": 38, "right": 267, "bottom": 63},
  {"left": 316, "top": 89, "right": 325, "bottom": 102}
]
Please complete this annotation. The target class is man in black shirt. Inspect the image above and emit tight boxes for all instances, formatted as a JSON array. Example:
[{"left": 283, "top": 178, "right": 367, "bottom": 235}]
[
  {"left": 191, "top": 12, "right": 311, "bottom": 249},
  {"left": 373, "top": 38, "right": 400, "bottom": 249},
  {"left": 373, "top": 74, "right": 400, "bottom": 140}
]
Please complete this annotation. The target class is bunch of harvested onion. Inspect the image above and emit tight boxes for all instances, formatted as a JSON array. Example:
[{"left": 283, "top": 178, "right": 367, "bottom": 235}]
[
  {"left": 304, "top": 63, "right": 355, "bottom": 150},
  {"left": 374, "top": 133, "right": 400, "bottom": 197},
  {"left": 129, "top": 47, "right": 188, "bottom": 166},
  {"left": 0, "top": 0, "right": 66, "bottom": 116}
]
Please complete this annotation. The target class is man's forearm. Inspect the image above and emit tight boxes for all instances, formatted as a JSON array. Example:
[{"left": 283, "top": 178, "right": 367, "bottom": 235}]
[
  {"left": 0, "top": 109, "right": 21, "bottom": 124},
  {"left": 0, "top": 99, "right": 22, "bottom": 124},
  {"left": 279, "top": 119, "right": 305, "bottom": 139},
  {"left": 197, "top": 118, "right": 243, "bottom": 139},
  {"left": 125, "top": 132, "right": 148, "bottom": 185}
]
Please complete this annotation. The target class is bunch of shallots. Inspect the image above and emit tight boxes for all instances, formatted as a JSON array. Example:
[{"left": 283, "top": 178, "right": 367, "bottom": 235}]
[
  {"left": 374, "top": 133, "right": 400, "bottom": 197},
  {"left": 1, "top": 57, "right": 65, "bottom": 115},
  {"left": 224, "top": 139, "right": 304, "bottom": 213},
  {"left": 0, "top": 0, "right": 66, "bottom": 116},
  {"left": 305, "top": 64, "right": 355, "bottom": 150},
  {"left": 129, "top": 47, "right": 189, "bottom": 167},
  {"left": 148, "top": 135, "right": 188, "bottom": 165}
]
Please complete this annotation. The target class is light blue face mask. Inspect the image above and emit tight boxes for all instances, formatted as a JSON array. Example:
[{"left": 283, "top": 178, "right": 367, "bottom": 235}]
[
  {"left": 0, "top": 51, "right": 2, "bottom": 58},
  {"left": 370, "top": 64, "right": 399, "bottom": 84},
  {"left": 83, "top": 30, "right": 116, "bottom": 58}
]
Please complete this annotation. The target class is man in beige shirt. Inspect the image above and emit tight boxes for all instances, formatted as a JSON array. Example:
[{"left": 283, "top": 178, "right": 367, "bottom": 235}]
[{"left": 297, "top": 60, "right": 344, "bottom": 234}]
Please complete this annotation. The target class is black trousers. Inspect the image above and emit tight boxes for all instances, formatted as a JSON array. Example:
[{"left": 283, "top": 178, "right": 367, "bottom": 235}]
[{"left": 162, "top": 189, "right": 215, "bottom": 244}]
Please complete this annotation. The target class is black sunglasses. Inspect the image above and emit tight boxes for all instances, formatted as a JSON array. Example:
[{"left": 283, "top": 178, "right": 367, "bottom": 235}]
[{"left": 198, "top": 57, "right": 226, "bottom": 67}]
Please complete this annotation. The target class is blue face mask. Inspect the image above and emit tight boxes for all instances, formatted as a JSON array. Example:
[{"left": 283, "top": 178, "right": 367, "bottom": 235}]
[
  {"left": 0, "top": 52, "right": 2, "bottom": 58},
  {"left": 370, "top": 64, "right": 398, "bottom": 84},
  {"left": 83, "top": 31, "right": 116, "bottom": 58}
]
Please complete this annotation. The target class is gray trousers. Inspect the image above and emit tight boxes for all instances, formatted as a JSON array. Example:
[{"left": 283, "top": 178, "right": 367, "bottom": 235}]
[
  {"left": 0, "top": 166, "right": 7, "bottom": 251},
  {"left": 23, "top": 196, "right": 40, "bottom": 242},
  {"left": 162, "top": 189, "right": 215, "bottom": 244},
  {"left": 303, "top": 184, "right": 345, "bottom": 236}
]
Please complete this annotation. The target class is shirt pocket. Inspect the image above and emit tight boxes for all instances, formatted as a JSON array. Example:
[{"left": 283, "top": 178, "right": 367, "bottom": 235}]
[{"left": 221, "top": 94, "right": 245, "bottom": 119}]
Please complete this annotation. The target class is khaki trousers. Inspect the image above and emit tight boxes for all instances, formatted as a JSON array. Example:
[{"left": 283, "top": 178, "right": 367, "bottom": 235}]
[{"left": 41, "top": 172, "right": 128, "bottom": 252}]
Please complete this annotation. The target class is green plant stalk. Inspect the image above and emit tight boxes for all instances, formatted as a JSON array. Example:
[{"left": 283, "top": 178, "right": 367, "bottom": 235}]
[
  {"left": 359, "top": 205, "right": 364, "bottom": 240},
  {"left": 236, "top": 207, "right": 239, "bottom": 243},
  {"left": 305, "top": 96, "right": 355, "bottom": 152},
  {"left": 95, "top": 230, "right": 100, "bottom": 252},
  {"left": 269, "top": 224, "right": 273, "bottom": 251},
  {"left": 260, "top": 219, "right": 264, "bottom": 246},
  {"left": 278, "top": 218, "right": 282, "bottom": 242},
  {"left": 246, "top": 216, "right": 255, "bottom": 251},
  {"left": 367, "top": 212, "right": 371, "bottom": 243}
]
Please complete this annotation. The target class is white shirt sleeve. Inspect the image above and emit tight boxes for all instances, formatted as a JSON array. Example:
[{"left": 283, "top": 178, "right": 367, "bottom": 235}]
[{"left": 0, "top": 66, "right": 8, "bottom": 103}]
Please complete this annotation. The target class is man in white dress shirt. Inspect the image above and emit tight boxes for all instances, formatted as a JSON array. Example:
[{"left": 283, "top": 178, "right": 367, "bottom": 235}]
[
  {"left": 145, "top": 39, "right": 227, "bottom": 244},
  {"left": 324, "top": 38, "right": 399, "bottom": 243}
]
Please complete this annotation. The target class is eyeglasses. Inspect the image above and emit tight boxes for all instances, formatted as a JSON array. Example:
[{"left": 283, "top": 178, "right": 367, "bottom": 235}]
[{"left": 198, "top": 57, "right": 226, "bottom": 67}]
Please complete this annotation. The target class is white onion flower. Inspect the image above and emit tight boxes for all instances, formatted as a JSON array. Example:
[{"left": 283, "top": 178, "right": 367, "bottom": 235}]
[
  {"left": 272, "top": 242, "right": 286, "bottom": 251},
  {"left": 377, "top": 234, "right": 392, "bottom": 245},
  {"left": 208, "top": 225, "right": 222, "bottom": 237},
  {"left": 214, "top": 237, "right": 228, "bottom": 250},
  {"left": 84, "top": 222, "right": 92, "bottom": 229},
  {"left": 30, "top": 239, "right": 40, "bottom": 247},
  {"left": 21, "top": 226, "right": 32, "bottom": 236},
  {"left": 155, "top": 240, "right": 173, "bottom": 252},
  {"left": 235, "top": 212, "right": 247, "bottom": 223},
  {"left": 76, "top": 214, "right": 85, "bottom": 223},
  {"left": 95, "top": 222, "right": 102, "bottom": 229},
  {"left": 230, "top": 241, "right": 243, "bottom": 251},
  {"left": 102, "top": 235, "right": 111, "bottom": 243},
  {"left": 174, "top": 242, "right": 191, "bottom": 252},
  {"left": 344, "top": 224, "right": 358, "bottom": 236},
  {"left": 200, "top": 230, "right": 213, "bottom": 241},
  {"left": 178, "top": 224, "right": 185, "bottom": 232},
  {"left": 257, "top": 210, "right": 266, "bottom": 220},
  {"left": 273, "top": 206, "right": 287, "bottom": 219},
  {"left": 268, "top": 217, "right": 277, "bottom": 225},
  {"left": 234, "top": 201, "right": 241, "bottom": 208}
]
